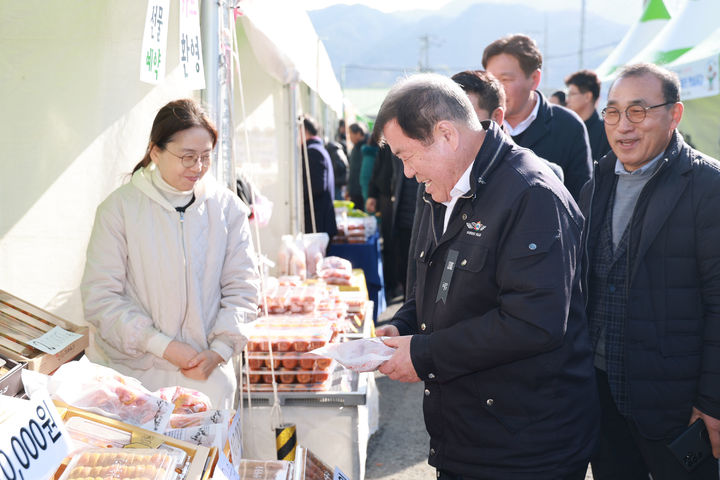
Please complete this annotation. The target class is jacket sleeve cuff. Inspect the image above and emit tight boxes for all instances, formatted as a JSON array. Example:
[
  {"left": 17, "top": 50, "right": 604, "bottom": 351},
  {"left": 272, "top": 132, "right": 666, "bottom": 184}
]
[
  {"left": 146, "top": 331, "right": 173, "bottom": 358},
  {"left": 210, "top": 339, "right": 235, "bottom": 363},
  {"left": 410, "top": 334, "right": 436, "bottom": 381}
]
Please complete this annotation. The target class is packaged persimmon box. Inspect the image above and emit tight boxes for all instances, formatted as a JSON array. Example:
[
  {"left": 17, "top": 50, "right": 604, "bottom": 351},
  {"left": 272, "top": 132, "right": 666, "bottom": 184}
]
[
  {"left": 242, "top": 361, "right": 337, "bottom": 392},
  {"left": 245, "top": 351, "right": 333, "bottom": 371},
  {"left": 242, "top": 316, "right": 335, "bottom": 353},
  {"left": 58, "top": 448, "right": 184, "bottom": 480}
]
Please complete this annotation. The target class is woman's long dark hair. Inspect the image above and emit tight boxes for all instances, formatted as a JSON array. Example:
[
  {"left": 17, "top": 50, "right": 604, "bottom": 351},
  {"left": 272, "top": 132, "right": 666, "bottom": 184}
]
[{"left": 132, "top": 99, "right": 218, "bottom": 174}]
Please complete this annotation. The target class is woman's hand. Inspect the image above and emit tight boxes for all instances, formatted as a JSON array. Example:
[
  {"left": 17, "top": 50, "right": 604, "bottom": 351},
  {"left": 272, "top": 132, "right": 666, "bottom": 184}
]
[
  {"left": 181, "top": 350, "right": 223, "bottom": 381},
  {"left": 163, "top": 341, "right": 200, "bottom": 369}
]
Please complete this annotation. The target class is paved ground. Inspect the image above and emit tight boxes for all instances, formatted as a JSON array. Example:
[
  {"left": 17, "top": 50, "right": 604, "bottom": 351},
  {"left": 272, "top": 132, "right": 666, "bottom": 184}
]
[{"left": 364, "top": 299, "right": 594, "bottom": 480}]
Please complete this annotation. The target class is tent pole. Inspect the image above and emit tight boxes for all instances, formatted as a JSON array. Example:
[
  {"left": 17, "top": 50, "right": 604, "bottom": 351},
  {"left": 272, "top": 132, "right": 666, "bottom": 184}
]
[
  {"left": 289, "top": 82, "right": 301, "bottom": 235},
  {"left": 201, "top": 0, "right": 221, "bottom": 182}
]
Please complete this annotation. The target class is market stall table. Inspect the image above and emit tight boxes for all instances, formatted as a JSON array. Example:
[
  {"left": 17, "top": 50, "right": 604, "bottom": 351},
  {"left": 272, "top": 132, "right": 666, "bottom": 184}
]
[
  {"left": 327, "top": 233, "right": 386, "bottom": 322},
  {"left": 241, "top": 371, "right": 378, "bottom": 480},
  {"left": 240, "top": 303, "right": 377, "bottom": 480}
]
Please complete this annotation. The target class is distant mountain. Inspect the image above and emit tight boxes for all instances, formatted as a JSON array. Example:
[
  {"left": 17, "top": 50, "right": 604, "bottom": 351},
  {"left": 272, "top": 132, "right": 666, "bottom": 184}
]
[{"left": 309, "top": 1, "right": 630, "bottom": 90}]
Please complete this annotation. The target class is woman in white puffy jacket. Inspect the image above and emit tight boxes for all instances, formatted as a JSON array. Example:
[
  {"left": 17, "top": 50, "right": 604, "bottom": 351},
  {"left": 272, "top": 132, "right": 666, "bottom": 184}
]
[{"left": 81, "top": 99, "right": 259, "bottom": 408}]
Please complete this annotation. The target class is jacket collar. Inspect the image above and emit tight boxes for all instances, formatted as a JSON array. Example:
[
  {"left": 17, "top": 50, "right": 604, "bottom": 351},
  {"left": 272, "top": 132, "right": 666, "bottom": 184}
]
[
  {"left": 510, "top": 90, "right": 552, "bottom": 148},
  {"left": 132, "top": 166, "right": 208, "bottom": 212},
  {"left": 597, "top": 129, "right": 689, "bottom": 176}
]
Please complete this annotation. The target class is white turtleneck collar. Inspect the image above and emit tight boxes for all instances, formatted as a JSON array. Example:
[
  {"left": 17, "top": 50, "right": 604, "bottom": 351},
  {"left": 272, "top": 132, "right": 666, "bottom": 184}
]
[{"left": 148, "top": 164, "right": 195, "bottom": 209}]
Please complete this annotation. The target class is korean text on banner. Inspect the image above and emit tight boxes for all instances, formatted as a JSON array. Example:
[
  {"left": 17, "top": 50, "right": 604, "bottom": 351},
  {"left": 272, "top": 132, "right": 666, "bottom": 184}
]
[
  {"left": 140, "top": 0, "right": 170, "bottom": 84},
  {"left": 179, "top": 0, "right": 206, "bottom": 90},
  {"left": 0, "top": 392, "right": 73, "bottom": 480}
]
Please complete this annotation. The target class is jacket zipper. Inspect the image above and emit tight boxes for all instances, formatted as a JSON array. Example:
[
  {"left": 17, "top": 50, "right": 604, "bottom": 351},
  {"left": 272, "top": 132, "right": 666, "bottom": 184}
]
[{"left": 179, "top": 210, "right": 190, "bottom": 333}]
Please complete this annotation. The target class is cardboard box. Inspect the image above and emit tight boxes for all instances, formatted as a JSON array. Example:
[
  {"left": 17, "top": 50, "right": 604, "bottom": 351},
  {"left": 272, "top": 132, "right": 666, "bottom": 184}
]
[
  {"left": 0, "top": 290, "right": 88, "bottom": 374},
  {"left": 0, "top": 354, "right": 25, "bottom": 397},
  {"left": 54, "top": 401, "right": 217, "bottom": 480}
]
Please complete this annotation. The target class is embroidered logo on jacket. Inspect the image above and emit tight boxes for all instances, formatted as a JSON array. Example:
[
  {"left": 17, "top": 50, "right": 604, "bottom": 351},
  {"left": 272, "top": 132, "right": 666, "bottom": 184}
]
[
  {"left": 465, "top": 221, "right": 486, "bottom": 237},
  {"left": 466, "top": 221, "right": 486, "bottom": 231}
]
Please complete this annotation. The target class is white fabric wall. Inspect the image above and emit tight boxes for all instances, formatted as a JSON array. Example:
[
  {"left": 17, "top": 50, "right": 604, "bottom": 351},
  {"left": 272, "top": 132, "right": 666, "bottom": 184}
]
[
  {"left": 0, "top": 1, "right": 196, "bottom": 321},
  {"left": 233, "top": 23, "right": 294, "bottom": 266}
]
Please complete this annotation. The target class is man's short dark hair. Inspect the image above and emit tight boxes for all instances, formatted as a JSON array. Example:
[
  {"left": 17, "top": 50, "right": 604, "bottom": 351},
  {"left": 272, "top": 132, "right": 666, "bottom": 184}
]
[
  {"left": 550, "top": 90, "right": 566, "bottom": 106},
  {"left": 302, "top": 114, "right": 320, "bottom": 136},
  {"left": 373, "top": 73, "right": 478, "bottom": 146},
  {"left": 451, "top": 70, "right": 505, "bottom": 114},
  {"left": 612, "top": 63, "right": 681, "bottom": 104},
  {"left": 482, "top": 34, "right": 542, "bottom": 77},
  {"left": 565, "top": 69, "right": 601, "bottom": 101},
  {"left": 348, "top": 122, "right": 367, "bottom": 135}
]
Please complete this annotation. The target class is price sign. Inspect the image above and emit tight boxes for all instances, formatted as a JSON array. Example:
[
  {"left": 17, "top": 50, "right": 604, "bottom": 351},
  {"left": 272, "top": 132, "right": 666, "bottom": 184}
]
[
  {"left": 27, "top": 326, "right": 82, "bottom": 354},
  {"left": 0, "top": 392, "right": 72, "bottom": 480},
  {"left": 139, "top": 0, "right": 170, "bottom": 84},
  {"left": 179, "top": 0, "right": 205, "bottom": 89},
  {"left": 214, "top": 451, "right": 240, "bottom": 480},
  {"left": 333, "top": 466, "right": 350, "bottom": 480}
]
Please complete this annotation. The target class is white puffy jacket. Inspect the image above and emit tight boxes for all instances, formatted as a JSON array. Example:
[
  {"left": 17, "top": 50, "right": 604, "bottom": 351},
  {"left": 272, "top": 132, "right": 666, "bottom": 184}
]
[{"left": 81, "top": 167, "right": 259, "bottom": 373}]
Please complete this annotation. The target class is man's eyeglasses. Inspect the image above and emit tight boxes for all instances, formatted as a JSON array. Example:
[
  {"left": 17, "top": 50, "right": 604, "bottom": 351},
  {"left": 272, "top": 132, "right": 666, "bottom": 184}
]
[
  {"left": 602, "top": 102, "right": 673, "bottom": 125},
  {"left": 165, "top": 149, "right": 212, "bottom": 168}
]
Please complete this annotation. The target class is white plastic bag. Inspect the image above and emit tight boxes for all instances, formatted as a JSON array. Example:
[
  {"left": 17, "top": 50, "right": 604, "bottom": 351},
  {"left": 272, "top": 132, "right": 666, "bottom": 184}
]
[
  {"left": 309, "top": 337, "right": 396, "bottom": 372},
  {"left": 44, "top": 360, "right": 174, "bottom": 432},
  {"left": 302, "top": 232, "right": 329, "bottom": 278}
]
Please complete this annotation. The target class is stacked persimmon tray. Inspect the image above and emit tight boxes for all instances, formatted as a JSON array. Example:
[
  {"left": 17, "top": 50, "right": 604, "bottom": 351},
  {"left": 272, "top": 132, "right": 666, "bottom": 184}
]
[{"left": 242, "top": 317, "right": 339, "bottom": 392}]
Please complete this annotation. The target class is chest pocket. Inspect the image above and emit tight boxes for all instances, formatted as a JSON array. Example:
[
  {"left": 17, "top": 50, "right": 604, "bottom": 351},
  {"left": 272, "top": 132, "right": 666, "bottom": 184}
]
[
  {"left": 504, "top": 230, "right": 561, "bottom": 289},
  {"left": 455, "top": 242, "right": 489, "bottom": 273}
]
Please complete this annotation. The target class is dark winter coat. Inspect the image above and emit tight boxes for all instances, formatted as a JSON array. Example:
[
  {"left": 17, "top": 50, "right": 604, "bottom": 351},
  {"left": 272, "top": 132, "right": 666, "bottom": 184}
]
[
  {"left": 578, "top": 131, "right": 720, "bottom": 440},
  {"left": 511, "top": 91, "right": 592, "bottom": 200},
  {"left": 391, "top": 121, "right": 599, "bottom": 478},
  {"left": 302, "top": 138, "right": 337, "bottom": 238}
]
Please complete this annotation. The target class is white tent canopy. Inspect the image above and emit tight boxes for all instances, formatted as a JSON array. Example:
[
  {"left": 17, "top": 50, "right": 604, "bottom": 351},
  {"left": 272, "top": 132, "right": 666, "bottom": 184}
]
[
  {"left": 595, "top": 0, "right": 671, "bottom": 78},
  {"left": 626, "top": 0, "right": 720, "bottom": 66},
  {"left": 238, "top": 0, "right": 343, "bottom": 116}
]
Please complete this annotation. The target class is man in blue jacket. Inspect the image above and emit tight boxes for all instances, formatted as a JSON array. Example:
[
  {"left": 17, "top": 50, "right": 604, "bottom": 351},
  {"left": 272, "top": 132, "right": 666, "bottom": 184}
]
[
  {"left": 375, "top": 73, "right": 599, "bottom": 479},
  {"left": 483, "top": 34, "right": 592, "bottom": 200},
  {"left": 579, "top": 63, "right": 720, "bottom": 479}
]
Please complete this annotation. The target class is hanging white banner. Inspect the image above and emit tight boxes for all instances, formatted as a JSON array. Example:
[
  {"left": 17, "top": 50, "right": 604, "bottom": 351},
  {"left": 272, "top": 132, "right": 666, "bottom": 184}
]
[
  {"left": 139, "top": 0, "right": 170, "bottom": 84},
  {"left": 669, "top": 54, "right": 720, "bottom": 101},
  {"left": 179, "top": 0, "right": 206, "bottom": 90}
]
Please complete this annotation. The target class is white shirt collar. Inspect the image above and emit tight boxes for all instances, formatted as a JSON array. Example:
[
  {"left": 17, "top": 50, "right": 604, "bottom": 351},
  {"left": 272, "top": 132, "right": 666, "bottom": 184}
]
[
  {"left": 504, "top": 92, "right": 540, "bottom": 136},
  {"left": 440, "top": 160, "right": 474, "bottom": 233}
]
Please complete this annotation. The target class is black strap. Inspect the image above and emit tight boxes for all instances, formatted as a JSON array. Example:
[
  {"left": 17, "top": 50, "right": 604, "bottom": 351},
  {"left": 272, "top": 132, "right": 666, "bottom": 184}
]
[
  {"left": 432, "top": 203, "right": 446, "bottom": 244},
  {"left": 175, "top": 193, "right": 196, "bottom": 213}
]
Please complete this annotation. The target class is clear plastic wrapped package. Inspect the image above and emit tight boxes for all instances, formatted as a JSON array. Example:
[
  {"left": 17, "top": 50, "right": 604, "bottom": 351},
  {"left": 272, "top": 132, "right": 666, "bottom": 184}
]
[
  {"left": 45, "top": 360, "right": 174, "bottom": 433},
  {"left": 59, "top": 448, "right": 186, "bottom": 480},
  {"left": 317, "top": 257, "right": 353, "bottom": 285},
  {"left": 237, "top": 459, "right": 293, "bottom": 480},
  {"left": 156, "top": 386, "right": 212, "bottom": 415},
  {"left": 64, "top": 416, "right": 133, "bottom": 450},
  {"left": 243, "top": 360, "right": 336, "bottom": 392},
  {"left": 243, "top": 317, "right": 335, "bottom": 353}
]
